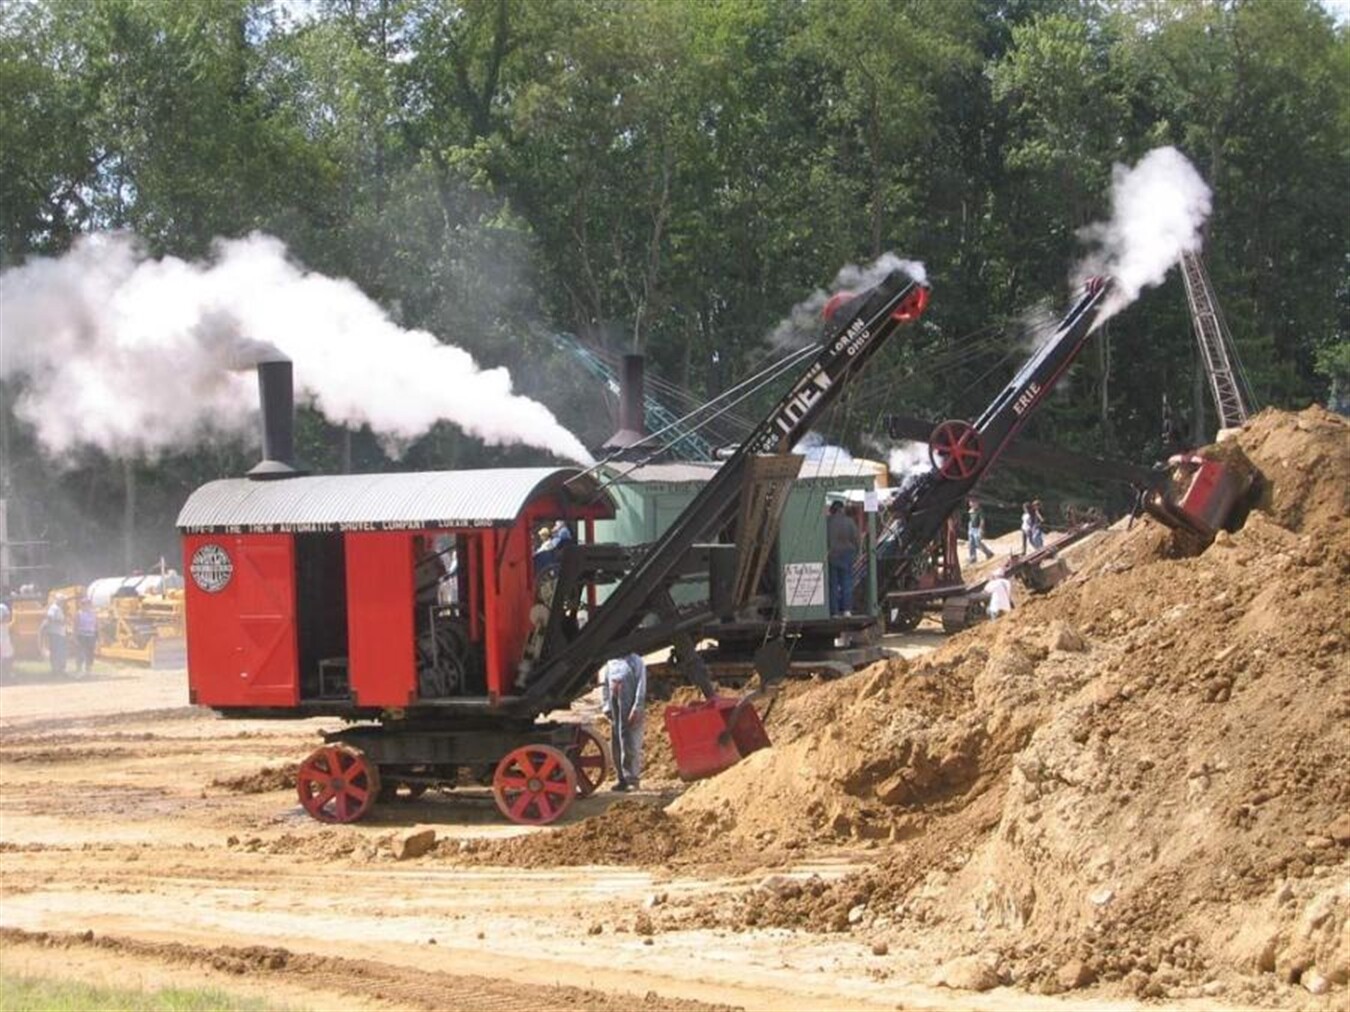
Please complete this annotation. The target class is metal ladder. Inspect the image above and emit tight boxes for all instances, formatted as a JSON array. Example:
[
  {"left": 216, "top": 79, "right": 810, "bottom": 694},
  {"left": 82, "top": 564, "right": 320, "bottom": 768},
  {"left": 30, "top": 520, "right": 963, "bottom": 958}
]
[{"left": 1180, "top": 250, "right": 1255, "bottom": 428}]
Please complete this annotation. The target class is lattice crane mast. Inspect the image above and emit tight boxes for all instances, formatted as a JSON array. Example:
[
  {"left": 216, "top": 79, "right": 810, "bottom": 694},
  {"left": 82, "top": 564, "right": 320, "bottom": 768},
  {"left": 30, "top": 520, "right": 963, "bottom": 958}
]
[{"left": 1180, "top": 250, "right": 1256, "bottom": 429}]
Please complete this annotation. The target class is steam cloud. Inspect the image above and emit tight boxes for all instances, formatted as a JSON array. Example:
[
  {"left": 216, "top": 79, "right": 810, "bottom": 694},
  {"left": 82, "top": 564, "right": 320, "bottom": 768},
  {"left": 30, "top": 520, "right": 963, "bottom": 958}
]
[
  {"left": 1076, "top": 146, "right": 1212, "bottom": 326},
  {"left": 769, "top": 252, "right": 928, "bottom": 348},
  {"left": 0, "top": 232, "right": 594, "bottom": 464},
  {"left": 885, "top": 440, "right": 932, "bottom": 479}
]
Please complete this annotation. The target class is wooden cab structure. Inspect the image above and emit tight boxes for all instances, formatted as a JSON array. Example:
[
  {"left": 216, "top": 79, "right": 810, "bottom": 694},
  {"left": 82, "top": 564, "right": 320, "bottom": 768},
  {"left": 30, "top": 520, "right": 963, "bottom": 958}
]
[{"left": 177, "top": 468, "right": 614, "bottom": 715}]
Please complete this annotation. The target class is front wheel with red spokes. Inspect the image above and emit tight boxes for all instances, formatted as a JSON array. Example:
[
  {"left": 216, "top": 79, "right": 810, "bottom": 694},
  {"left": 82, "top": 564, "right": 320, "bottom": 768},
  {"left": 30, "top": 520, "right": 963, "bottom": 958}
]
[{"left": 491, "top": 744, "right": 577, "bottom": 825}]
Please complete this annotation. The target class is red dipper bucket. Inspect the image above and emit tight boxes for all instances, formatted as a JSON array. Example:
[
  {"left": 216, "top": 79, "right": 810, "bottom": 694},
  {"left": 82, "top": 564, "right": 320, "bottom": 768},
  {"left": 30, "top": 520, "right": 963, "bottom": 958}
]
[{"left": 663, "top": 695, "right": 771, "bottom": 781}]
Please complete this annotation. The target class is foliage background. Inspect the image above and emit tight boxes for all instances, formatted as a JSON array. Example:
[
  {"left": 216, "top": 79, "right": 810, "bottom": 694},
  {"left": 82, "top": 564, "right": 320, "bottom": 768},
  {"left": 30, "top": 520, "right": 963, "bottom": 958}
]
[{"left": 1, "top": 0, "right": 1346, "bottom": 580}]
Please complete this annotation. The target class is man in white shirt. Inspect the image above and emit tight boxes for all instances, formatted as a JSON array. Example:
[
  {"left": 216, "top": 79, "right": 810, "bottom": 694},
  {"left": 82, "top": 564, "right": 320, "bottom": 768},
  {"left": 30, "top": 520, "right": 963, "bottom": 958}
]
[
  {"left": 39, "top": 596, "right": 69, "bottom": 675},
  {"left": 985, "top": 569, "right": 1014, "bottom": 619}
]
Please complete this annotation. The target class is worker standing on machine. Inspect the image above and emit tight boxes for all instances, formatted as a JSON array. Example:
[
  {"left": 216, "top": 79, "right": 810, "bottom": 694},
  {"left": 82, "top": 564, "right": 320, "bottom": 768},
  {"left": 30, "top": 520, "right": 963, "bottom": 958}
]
[
  {"left": 600, "top": 652, "right": 647, "bottom": 792},
  {"left": 826, "top": 500, "right": 861, "bottom": 615}
]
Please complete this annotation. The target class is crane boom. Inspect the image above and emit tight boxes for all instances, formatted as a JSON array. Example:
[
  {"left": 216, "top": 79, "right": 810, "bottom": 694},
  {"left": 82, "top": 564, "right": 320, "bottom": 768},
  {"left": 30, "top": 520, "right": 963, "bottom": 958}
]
[
  {"left": 518, "top": 269, "right": 930, "bottom": 712},
  {"left": 1180, "top": 250, "right": 1254, "bottom": 429}
]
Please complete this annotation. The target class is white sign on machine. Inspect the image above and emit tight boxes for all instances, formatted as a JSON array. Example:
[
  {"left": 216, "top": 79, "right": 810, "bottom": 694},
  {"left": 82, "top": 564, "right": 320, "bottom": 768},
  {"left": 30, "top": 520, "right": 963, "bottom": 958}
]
[{"left": 783, "top": 562, "right": 826, "bottom": 608}]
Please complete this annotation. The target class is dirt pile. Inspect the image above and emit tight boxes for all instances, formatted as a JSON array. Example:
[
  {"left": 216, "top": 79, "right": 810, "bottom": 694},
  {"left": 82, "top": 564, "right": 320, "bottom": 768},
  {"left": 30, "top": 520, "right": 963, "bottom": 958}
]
[
  {"left": 454, "top": 800, "right": 705, "bottom": 868},
  {"left": 209, "top": 763, "right": 299, "bottom": 794},
  {"left": 667, "top": 407, "right": 1348, "bottom": 1000}
]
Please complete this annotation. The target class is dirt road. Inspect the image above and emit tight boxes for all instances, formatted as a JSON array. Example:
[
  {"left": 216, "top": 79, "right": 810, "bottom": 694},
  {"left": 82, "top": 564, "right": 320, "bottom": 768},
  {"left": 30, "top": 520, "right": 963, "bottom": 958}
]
[{"left": 1, "top": 664, "right": 1214, "bottom": 1011}]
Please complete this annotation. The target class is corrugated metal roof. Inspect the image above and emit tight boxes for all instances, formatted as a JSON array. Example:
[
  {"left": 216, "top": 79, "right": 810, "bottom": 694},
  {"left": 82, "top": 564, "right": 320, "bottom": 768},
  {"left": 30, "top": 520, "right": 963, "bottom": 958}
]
[
  {"left": 177, "top": 468, "right": 610, "bottom": 532},
  {"left": 797, "top": 455, "right": 884, "bottom": 481},
  {"left": 600, "top": 461, "right": 722, "bottom": 484},
  {"left": 601, "top": 455, "right": 881, "bottom": 485}
]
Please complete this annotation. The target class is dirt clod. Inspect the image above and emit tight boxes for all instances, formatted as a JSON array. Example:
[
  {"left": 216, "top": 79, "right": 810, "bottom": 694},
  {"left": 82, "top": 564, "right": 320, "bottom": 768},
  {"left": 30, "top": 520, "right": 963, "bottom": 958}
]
[{"left": 391, "top": 828, "right": 437, "bottom": 860}]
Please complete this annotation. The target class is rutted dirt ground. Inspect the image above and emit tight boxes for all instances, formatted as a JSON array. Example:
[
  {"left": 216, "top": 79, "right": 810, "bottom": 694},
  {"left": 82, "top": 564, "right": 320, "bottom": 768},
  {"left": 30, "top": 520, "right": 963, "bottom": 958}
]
[
  {"left": 1, "top": 666, "right": 1126, "bottom": 1012},
  {"left": 1, "top": 407, "right": 1345, "bottom": 1011}
]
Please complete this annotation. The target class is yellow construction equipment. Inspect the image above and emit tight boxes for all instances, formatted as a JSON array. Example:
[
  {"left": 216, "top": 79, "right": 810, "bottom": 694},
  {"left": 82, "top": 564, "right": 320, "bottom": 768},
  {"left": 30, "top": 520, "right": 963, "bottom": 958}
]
[
  {"left": 97, "top": 593, "right": 160, "bottom": 665},
  {"left": 86, "top": 572, "right": 187, "bottom": 667},
  {"left": 8, "top": 586, "right": 82, "bottom": 661}
]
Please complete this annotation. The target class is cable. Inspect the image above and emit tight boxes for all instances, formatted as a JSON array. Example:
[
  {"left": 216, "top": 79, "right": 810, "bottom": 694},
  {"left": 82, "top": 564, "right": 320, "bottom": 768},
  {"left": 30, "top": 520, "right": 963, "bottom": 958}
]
[
  {"left": 583, "top": 342, "right": 759, "bottom": 441},
  {"left": 577, "top": 342, "right": 823, "bottom": 497}
]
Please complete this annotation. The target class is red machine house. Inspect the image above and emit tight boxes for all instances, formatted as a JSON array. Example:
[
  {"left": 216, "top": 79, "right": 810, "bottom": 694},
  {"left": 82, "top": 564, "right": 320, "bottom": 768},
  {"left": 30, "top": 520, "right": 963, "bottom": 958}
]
[
  {"left": 177, "top": 271, "right": 930, "bottom": 828},
  {"left": 179, "top": 468, "right": 614, "bottom": 713}
]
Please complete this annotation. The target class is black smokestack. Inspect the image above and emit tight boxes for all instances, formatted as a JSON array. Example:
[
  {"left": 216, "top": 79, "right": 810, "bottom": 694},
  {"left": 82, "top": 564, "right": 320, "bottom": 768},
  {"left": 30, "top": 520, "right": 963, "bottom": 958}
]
[
  {"left": 619, "top": 354, "right": 645, "bottom": 436},
  {"left": 602, "top": 354, "right": 648, "bottom": 456},
  {"left": 247, "top": 358, "right": 303, "bottom": 480}
]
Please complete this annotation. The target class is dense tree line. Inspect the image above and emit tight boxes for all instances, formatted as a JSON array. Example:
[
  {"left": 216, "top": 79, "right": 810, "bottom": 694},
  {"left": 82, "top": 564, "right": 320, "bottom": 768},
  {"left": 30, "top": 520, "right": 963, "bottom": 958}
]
[{"left": 1, "top": 0, "right": 1346, "bottom": 579}]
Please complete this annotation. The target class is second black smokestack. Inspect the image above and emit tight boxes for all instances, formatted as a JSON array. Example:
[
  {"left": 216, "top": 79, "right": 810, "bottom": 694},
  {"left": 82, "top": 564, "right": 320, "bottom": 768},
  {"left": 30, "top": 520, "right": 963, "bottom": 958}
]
[
  {"left": 247, "top": 358, "right": 303, "bottom": 480},
  {"left": 602, "top": 353, "right": 648, "bottom": 456}
]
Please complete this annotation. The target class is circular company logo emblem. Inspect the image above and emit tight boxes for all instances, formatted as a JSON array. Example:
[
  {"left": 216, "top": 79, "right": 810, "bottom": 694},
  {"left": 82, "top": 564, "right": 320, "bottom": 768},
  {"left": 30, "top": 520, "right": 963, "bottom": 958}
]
[{"left": 190, "top": 543, "right": 234, "bottom": 593}]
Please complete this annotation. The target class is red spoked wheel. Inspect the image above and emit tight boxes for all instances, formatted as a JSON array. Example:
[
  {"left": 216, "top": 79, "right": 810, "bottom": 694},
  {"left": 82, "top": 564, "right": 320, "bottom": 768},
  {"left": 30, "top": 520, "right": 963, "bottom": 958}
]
[
  {"left": 492, "top": 744, "right": 577, "bottom": 825},
  {"left": 928, "top": 419, "right": 984, "bottom": 480},
  {"left": 297, "top": 744, "right": 381, "bottom": 824},
  {"left": 565, "top": 726, "right": 608, "bottom": 797}
]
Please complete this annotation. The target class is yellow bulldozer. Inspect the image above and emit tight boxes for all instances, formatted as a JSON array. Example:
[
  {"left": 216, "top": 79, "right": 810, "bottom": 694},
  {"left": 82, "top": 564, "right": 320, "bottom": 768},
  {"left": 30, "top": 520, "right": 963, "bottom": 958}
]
[{"left": 87, "top": 574, "right": 186, "bottom": 667}]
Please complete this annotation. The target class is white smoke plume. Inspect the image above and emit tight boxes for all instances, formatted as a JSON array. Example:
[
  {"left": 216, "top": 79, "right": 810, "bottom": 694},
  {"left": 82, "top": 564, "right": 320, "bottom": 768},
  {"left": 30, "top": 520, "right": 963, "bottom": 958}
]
[
  {"left": 1075, "top": 146, "right": 1212, "bottom": 327},
  {"left": 1015, "top": 298, "right": 1060, "bottom": 355},
  {"left": 769, "top": 252, "right": 928, "bottom": 348},
  {"left": 886, "top": 440, "right": 932, "bottom": 479},
  {"left": 0, "top": 232, "right": 593, "bottom": 464}
]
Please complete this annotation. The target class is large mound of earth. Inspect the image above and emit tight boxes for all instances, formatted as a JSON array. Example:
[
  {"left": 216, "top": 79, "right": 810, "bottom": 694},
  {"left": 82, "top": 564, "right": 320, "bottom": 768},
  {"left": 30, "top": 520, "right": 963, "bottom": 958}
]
[{"left": 510, "top": 406, "right": 1350, "bottom": 1003}]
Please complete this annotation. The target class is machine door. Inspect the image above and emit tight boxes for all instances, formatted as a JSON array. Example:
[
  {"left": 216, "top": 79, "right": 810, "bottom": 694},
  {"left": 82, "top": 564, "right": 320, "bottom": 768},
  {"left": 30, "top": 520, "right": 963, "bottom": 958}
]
[
  {"left": 345, "top": 532, "right": 417, "bottom": 708},
  {"left": 184, "top": 534, "right": 299, "bottom": 708}
]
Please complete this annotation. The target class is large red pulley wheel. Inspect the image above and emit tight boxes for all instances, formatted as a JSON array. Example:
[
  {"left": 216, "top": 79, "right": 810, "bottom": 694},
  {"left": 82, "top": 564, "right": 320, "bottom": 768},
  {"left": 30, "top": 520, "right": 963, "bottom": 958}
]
[
  {"left": 297, "top": 744, "right": 381, "bottom": 824},
  {"left": 565, "top": 725, "right": 608, "bottom": 797},
  {"left": 492, "top": 744, "right": 577, "bottom": 825},
  {"left": 928, "top": 419, "right": 984, "bottom": 480}
]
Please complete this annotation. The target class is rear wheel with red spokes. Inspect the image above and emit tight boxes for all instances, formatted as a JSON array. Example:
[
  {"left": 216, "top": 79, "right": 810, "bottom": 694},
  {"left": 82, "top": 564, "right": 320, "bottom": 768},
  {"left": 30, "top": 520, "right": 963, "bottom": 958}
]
[
  {"left": 296, "top": 744, "right": 380, "bottom": 824},
  {"left": 565, "top": 726, "right": 608, "bottom": 797}
]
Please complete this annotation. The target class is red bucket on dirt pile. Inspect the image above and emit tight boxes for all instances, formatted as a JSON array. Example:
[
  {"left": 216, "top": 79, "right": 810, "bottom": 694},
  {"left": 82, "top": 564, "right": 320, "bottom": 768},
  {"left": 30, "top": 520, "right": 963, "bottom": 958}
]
[{"left": 664, "top": 695, "right": 771, "bottom": 781}]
